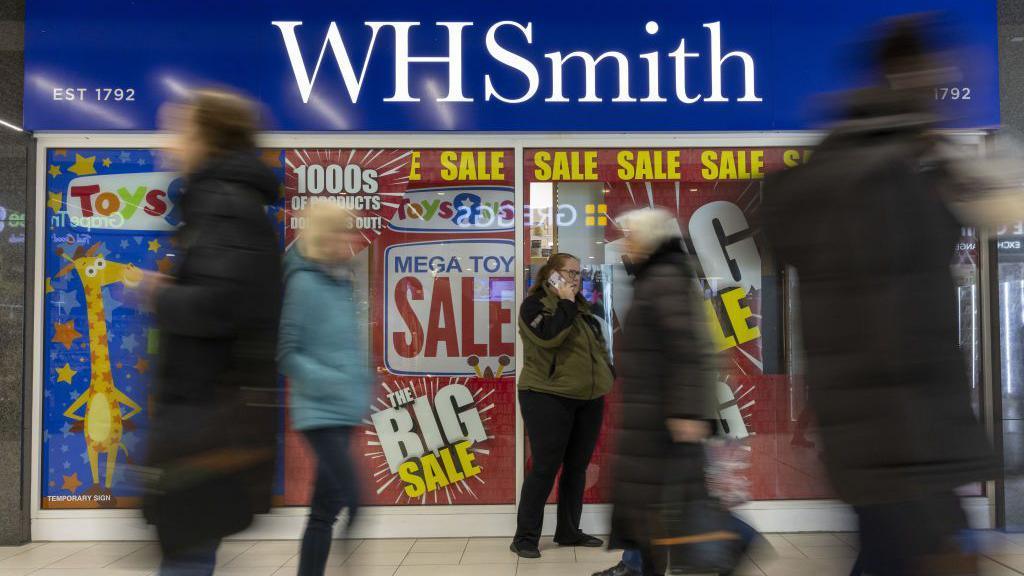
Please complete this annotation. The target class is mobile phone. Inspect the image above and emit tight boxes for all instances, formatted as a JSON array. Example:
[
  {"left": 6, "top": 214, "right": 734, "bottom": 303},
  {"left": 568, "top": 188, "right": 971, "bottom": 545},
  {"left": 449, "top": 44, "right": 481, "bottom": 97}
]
[{"left": 548, "top": 271, "right": 565, "bottom": 289}]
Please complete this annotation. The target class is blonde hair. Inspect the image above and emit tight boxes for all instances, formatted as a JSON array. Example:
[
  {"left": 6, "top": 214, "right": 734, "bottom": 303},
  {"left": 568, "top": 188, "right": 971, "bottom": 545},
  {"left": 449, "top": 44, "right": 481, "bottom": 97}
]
[
  {"left": 300, "top": 202, "right": 357, "bottom": 261},
  {"left": 615, "top": 208, "right": 682, "bottom": 254}
]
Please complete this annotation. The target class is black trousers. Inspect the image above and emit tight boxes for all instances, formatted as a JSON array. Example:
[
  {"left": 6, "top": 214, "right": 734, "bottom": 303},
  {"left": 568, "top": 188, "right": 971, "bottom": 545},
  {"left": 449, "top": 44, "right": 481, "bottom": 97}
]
[
  {"left": 515, "top": 390, "right": 605, "bottom": 547},
  {"left": 854, "top": 491, "right": 971, "bottom": 576}
]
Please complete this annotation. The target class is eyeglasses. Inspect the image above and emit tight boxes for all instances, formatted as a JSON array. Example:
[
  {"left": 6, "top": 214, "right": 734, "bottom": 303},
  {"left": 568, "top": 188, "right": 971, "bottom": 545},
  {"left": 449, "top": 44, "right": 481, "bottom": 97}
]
[{"left": 557, "top": 269, "right": 581, "bottom": 279}]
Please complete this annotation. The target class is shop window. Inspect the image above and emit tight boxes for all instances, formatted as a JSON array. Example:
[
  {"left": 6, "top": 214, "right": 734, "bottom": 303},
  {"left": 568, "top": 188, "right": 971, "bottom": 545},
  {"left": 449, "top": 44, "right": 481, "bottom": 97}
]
[
  {"left": 523, "top": 147, "right": 833, "bottom": 501},
  {"left": 40, "top": 147, "right": 517, "bottom": 510}
]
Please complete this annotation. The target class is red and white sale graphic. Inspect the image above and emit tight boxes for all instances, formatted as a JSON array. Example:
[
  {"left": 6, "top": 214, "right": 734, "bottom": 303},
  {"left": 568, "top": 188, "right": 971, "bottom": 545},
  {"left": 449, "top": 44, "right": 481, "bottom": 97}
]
[
  {"left": 356, "top": 376, "right": 516, "bottom": 505},
  {"left": 382, "top": 239, "right": 516, "bottom": 377},
  {"left": 283, "top": 148, "right": 413, "bottom": 248}
]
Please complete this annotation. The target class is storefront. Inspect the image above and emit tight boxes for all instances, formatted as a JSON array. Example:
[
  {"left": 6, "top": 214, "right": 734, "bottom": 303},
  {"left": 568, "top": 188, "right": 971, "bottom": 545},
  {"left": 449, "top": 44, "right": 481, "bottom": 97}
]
[{"left": 24, "top": 0, "right": 1000, "bottom": 540}]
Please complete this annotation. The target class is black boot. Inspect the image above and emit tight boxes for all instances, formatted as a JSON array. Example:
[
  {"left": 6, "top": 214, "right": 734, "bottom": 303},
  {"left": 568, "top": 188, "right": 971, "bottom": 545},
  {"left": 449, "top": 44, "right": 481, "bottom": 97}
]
[
  {"left": 592, "top": 561, "right": 641, "bottom": 576},
  {"left": 510, "top": 541, "right": 541, "bottom": 559}
]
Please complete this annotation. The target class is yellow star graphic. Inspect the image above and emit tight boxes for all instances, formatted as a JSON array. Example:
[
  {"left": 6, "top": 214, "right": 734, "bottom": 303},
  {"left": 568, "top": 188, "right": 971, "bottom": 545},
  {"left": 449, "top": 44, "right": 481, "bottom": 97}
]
[
  {"left": 148, "top": 239, "right": 161, "bottom": 252},
  {"left": 102, "top": 157, "right": 112, "bottom": 168},
  {"left": 56, "top": 363, "right": 77, "bottom": 384},
  {"left": 68, "top": 154, "right": 97, "bottom": 176},
  {"left": 47, "top": 191, "right": 63, "bottom": 213},
  {"left": 45, "top": 278, "right": 55, "bottom": 294},
  {"left": 48, "top": 165, "right": 62, "bottom": 178},
  {"left": 62, "top": 473, "right": 82, "bottom": 494}
]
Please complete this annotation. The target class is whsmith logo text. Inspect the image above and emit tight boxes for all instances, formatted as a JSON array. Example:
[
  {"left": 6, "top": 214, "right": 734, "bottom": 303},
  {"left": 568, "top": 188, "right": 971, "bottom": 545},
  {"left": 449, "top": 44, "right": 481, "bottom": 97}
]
[{"left": 273, "top": 20, "right": 761, "bottom": 105}]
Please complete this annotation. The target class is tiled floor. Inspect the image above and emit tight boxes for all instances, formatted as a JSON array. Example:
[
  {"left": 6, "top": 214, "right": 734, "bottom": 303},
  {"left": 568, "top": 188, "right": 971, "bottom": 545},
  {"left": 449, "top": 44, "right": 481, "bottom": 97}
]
[{"left": 6, "top": 532, "right": 1024, "bottom": 575}]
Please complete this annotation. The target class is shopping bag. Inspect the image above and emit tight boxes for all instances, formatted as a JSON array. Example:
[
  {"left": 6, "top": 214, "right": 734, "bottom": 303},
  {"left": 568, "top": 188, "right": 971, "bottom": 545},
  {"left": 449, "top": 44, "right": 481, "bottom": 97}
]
[
  {"left": 651, "top": 498, "right": 744, "bottom": 574},
  {"left": 705, "top": 436, "right": 752, "bottom": 508}
]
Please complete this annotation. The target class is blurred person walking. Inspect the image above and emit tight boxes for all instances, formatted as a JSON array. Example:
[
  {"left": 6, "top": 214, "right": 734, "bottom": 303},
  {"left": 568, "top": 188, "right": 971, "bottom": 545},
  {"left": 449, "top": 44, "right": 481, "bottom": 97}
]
[
  {"left": 763, "top": 16, "right": 994, "bottom": 576},
  {"left": 278, "top": 203, "right": 371, "bottom": 576},
  {"left": 512, "top": 252, "right": 615, "bottom": 558},
  {"left": 141, "top": 89, "right": 283, "bottom": 576},
  {"left": 592, "top": 208, "right": 719, "bottom": 576}
]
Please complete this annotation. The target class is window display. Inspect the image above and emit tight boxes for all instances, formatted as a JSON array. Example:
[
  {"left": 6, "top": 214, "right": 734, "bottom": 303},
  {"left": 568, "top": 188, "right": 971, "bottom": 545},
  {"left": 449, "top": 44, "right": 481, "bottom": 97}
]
[
  {"left": 38, "top": 143, "right": 986, "bottom": 512},
  {"left": 40, "top": 148, "right": 247, "bottom": 508},
  {"left": 523, "top": 147, "right": 833, "bottom": 501},
  {"left": 41, "top": 147, "right": 517, "bottom": 509}
]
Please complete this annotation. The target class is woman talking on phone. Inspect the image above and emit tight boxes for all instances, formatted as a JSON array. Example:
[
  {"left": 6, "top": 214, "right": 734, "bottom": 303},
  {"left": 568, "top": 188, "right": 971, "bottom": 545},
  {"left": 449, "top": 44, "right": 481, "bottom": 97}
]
[{"left": 511, "top": 253, "right": 615, "bottom": 559}]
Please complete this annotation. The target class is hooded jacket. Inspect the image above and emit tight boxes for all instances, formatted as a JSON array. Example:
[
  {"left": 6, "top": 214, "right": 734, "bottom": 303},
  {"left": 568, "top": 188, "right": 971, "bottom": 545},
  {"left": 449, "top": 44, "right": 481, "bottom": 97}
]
[
  {"left": 145, "top": 150, "right": 283, "bottom": 554},
  {"left": 278, "top": 246, "right": 372, "bottom": 430},
  {"left": 762, "top": 87, "right": 994, "bottom": 505}
]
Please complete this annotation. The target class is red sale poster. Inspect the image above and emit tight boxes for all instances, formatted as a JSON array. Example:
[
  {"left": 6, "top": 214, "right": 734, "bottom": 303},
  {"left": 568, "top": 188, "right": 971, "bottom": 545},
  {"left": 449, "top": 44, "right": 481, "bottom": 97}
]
[
  {"left": 282, "top": 149, "right": 517, "bottom": 506},
  {"left": 524, "top": 147, "right": 833, "bottom": 502}
]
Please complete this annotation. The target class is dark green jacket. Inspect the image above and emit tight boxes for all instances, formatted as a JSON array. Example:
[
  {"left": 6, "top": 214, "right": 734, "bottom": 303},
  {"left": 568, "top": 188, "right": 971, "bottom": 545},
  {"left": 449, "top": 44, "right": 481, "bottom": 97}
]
[{"left": 518, "top": 287, "right": 614, "bottom": 400}]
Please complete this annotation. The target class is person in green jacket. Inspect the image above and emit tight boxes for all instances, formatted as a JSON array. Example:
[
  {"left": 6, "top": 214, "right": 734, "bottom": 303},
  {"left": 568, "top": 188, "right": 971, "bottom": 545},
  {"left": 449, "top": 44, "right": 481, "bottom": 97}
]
[
  {"left": 511, "top": 252, "right": 615, "bottom": 559},
  {"left": 278, "top": 203, "right": 371, "bottom": 576}
]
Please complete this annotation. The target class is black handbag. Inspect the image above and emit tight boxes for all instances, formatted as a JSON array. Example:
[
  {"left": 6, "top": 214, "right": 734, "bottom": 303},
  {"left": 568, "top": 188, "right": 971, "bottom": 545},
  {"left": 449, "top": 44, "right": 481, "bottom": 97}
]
[
  {"left": 650, "top": 444, "right": 744, "bottom": 574},
  {"left": 651, "top": 498, "right": 743, "bottom": 574}
]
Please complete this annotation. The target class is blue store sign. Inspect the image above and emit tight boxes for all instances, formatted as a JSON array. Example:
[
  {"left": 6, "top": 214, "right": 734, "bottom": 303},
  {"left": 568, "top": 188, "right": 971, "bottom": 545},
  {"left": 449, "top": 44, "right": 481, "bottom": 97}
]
[{"left": 24, "top": 0, "right": 998, "bottom": 131}]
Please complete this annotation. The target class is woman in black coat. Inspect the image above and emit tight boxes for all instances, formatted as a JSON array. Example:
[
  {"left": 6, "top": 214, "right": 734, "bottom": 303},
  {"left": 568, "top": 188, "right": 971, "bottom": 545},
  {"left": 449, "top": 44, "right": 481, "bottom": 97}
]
[
  {"left": 598, "top": 208, "right": 717, "bottom": 576},
  {"left": 762, "top": 18, "right": 994, "bottom": 574},
  {"left": 141, "top": 90, "right": 283, "bottom": 575}
]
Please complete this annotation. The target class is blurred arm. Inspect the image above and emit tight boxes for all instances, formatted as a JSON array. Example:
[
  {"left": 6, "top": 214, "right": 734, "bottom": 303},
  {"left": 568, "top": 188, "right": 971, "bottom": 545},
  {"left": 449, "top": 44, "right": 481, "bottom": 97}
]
[{"left": 650, "top": 261, "right": 717, "bottom": 423}]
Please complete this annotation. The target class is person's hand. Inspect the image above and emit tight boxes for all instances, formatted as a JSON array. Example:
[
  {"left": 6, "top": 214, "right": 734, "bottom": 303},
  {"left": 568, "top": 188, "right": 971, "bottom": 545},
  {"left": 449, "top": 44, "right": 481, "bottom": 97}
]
[
  {"left": 555, "top": 282, "right": 576, "bottom": 302},
  {"left": 139, "top": 271, "right": 170, "bottom": 311},
  {"left": 667, "top": 418, "right": 710, "bottom": 443}
]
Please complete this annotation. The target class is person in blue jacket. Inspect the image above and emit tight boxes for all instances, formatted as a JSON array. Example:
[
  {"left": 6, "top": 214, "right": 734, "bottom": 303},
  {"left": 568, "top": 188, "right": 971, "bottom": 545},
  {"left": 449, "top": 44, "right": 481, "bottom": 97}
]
[{"left": 278, "top": 202, "right": 371, "bottom": 576}]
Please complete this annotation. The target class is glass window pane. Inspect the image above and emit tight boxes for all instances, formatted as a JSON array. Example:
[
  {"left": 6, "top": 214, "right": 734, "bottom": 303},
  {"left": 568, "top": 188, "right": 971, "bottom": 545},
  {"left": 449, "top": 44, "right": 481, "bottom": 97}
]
[{"left": 523, "top": 147, "right": 832, "bottom": 501}]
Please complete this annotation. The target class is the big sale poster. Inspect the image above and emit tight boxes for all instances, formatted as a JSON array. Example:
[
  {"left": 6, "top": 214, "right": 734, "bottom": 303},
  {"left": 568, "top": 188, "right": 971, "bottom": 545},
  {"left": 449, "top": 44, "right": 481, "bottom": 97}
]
[{"left": 281, "top": 149, "right": 517, "bottom": 505}]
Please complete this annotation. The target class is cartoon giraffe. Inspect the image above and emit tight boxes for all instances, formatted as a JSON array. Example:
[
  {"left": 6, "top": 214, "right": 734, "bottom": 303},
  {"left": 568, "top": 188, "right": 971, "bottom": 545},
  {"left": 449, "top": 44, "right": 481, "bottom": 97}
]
[{"left": 56, "top": 242, "right": 144, "bottom": 496}]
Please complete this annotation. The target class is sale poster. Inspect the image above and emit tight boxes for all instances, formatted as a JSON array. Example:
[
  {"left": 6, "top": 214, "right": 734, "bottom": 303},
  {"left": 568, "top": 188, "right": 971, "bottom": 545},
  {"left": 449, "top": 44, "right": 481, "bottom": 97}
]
[
  {"left": 525, "top": 147, "right": 833, "bottom": 502},
  {"left": 281, "top": 149, "right": 518, "bottom": 506}
]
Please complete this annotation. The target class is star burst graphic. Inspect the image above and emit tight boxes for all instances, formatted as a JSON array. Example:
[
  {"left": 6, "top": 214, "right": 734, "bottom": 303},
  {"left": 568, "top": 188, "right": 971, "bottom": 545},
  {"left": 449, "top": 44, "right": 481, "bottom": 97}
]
[
  {"left": 283, "top": 149, "right": 412, "bottom": 253},
  {"left": 362, "top": 376, "right": 497, "bottom": 506}
]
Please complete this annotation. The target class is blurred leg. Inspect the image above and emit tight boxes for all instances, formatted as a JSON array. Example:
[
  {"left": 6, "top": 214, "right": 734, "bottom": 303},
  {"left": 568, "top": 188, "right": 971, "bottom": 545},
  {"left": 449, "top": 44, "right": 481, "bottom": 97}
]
[
  {"left": 622, "top": 549, "right": 643, "bottom": 571},
  {"left": 159, "top": 540, "right": 218, "bottom": 576},
  {"left": 298, "top": 428, "right": 353, "bottom": 576},
  {"left": 640, "top": 550, "right": 663, "bottom": 576},
  {"left": 856, "top": 493, "right": 972, "bottom": 576}
]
